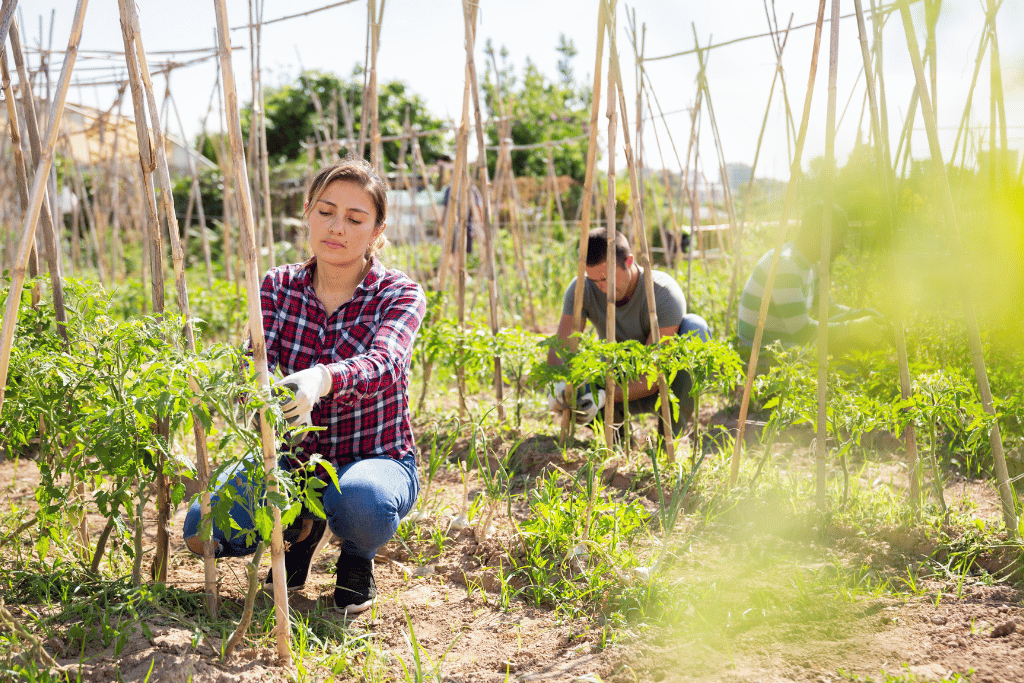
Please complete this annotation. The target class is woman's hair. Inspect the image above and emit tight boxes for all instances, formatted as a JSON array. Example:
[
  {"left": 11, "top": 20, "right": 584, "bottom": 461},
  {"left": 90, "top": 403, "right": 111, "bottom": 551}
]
[{"left": 304, "top": 158, "right": 390, "bottom": 258}]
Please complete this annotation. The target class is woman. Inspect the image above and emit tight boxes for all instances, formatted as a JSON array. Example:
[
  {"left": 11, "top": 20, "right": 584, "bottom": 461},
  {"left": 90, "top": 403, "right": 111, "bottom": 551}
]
[{"left": 184, "top": 159, "right": 425, "bottom": 613}]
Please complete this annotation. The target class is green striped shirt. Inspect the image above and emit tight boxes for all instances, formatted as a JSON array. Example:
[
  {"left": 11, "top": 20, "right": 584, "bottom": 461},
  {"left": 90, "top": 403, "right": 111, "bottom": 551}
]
[{"left": 737, "top": 242, "right": 817, "bottom": 347}]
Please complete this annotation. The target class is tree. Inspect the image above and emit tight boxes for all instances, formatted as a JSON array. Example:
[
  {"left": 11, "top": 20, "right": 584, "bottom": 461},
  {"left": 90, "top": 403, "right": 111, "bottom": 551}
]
[
  {"left": 240, "top": 68, "right": 447, "bottom": 169},
  {"left": 482, "top": 36, "right": 591, "bottom": 184}
]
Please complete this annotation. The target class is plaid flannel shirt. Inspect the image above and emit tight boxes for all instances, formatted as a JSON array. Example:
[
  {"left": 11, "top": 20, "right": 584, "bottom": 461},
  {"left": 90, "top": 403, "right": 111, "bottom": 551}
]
[{"left": 258, "top": 258, "right": 426, "bottom": 470}]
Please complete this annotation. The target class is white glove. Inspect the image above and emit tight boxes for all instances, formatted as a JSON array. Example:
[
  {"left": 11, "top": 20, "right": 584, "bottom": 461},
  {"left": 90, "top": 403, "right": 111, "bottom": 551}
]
[
  {"left": 548, "top": 381, "right": 570, "bottom": 413},
  {"left": 548, "top": 381, "right": 605, "bottom": 425},
  {"left": 274, "top": 365, "right": 332, "bottom": 428},
  {"left": 574, "top": 384, "right": 605, "bottom": 425}
]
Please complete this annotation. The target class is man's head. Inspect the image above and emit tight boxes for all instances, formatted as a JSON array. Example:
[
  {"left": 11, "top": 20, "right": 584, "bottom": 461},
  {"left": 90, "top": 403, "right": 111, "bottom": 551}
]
[
  {"left": 583, "top": 228, "right": 636, "bottom": 301},
  {"left": 795, "top": 203, "right": 849, "bottom": 263}
]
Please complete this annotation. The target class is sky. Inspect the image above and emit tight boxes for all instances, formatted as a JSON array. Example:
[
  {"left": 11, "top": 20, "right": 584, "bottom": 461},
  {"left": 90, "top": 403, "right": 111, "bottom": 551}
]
[{"left": 13, "top": 0, "right": 1024, "bottom": 183}]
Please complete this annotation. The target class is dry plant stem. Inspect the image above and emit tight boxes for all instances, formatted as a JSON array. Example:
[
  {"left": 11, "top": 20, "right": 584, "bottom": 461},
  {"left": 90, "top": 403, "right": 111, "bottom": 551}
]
[
  {"left": 90, "top": 518, "right": 115, "bottom": 574},
  {"left": 223, "top": 541, "right": 266, "bottom": 659},
  {"left": 730, "top": 0, "right": 827, "bottom": 486},
  {"left": 813, "top": 0, "right": 842, "bottom": 512},
  {"left": 123, "top": 0, "right": 218, "bottom": 607},
  {"left": 0, "top": 600, "right": 57, "bottom": 669},
  {"left": 8, "top": 19, "right": 70, "bottom": 347},
  {"left": 214, "top": 0, "right": 291, "bottom": 659},
  {"left": 852, "top": 0, "right": 921, "bottom": 515},
  {"left": 897, "top": 0, "right": 1018, "bottom": 537},
  {"left": 602, "top": 0, "right": 618, "bottom": 452},
  {"left": 0, "top": 516, "right": 38, "bottom": 551},
  {"left": 0, "top": 0, "right": 87, "bottom": 417},
  {"left": 605, "top": 0, "right": 676, "bottom": 462},
  {"left": 559, "top": 1, "right": 607, "bottom": 445},
  {"left": 462, "top": 0, "right": 504, "bottom": 421}
]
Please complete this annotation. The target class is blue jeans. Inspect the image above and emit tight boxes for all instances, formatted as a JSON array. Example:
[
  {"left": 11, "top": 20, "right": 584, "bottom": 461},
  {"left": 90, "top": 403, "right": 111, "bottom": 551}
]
[
  {"left": 183, "top": 454, "right": 419, "bottom": 561},
  {"left": 618, "top": 313, "right": 711, "bottom": 435}
]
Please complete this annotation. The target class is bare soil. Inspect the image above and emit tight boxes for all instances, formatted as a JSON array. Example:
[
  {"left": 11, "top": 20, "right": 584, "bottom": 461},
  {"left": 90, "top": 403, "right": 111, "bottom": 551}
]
[{"left": 2, "top": 418, "right": 1022, "bottom": 683}]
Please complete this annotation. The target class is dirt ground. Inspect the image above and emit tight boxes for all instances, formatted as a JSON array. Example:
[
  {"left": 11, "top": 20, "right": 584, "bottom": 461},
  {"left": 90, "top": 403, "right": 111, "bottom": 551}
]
[{"left": 2, "top": 422, "right": 1023, "bottom": 682}]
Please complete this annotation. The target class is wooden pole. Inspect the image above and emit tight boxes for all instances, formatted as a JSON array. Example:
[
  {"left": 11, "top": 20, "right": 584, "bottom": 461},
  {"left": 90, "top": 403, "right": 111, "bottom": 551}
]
[
  {"left": 367, "top": 0, "right": 384, "bottom": 173},
  {"left": 462, "top": 0, "right": 504, "bottom": 421},
  {"left": 897, "top": 0, "right": 1018, "bottom": 537},
  {"left": 117, "top": 0, "right": 171, "bottom": 586},
  {"left": 812, "top": 0, "right": 842, "bottom": 512},
  {"left": 8, "top": 18, "right": 69, "bottom": 346},
  {"left": 602, "top": 0, "right": 619, "bottom": 452},
  {"left": 730, "top": 0, "right": 828, "bottom": 486},
  {"left": 255, "top": 0, "right": 275, "bottom": 270},
  {"left": 690, "top": 28, "right": 740, "bottom": 334},
  {"left": 604, "top": 0, "right": 676, "bottom": 461},
  {"left": 0, "top": 0, "right": 88, "bottom": 416},
  {"left": 120, "top": 0, "right": 218, "bottom": 610},
  {"left": 853, "top": 0, "right": 921, "bottom": 515},
  {"left": 214, "top": 0, "right": 292, "bottom": 655}
]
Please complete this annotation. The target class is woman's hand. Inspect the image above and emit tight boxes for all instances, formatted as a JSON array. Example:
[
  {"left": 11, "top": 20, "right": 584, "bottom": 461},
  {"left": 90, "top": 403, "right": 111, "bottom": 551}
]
[{"left": 275, "top": 365, "right": 332, "bottom": 427}]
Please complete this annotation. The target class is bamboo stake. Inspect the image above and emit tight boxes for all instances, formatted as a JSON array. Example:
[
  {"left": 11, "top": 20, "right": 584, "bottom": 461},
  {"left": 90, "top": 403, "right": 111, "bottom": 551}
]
[
  {"left": 117, "top": 0, "right": 172, "bottom": 584},
  {"left": 214, "top": 0, "right": 291, "bottom": 656},
  {"left": 897, "top": 0, "right": 1018, "bottom": 536},
  {"left": 0, "top": 0, "right": 88, "bottom": 417},
  {"left": 9, "top": 18, "right": 69, "bottom": 346},
  {"left": 170, "top": 84, "right": 217, "bottom": 287},
  {"left": 0, "top": 0, "right": 18, "bottom": 60},
  {"left": 690, "top": 28, "right": 740, "bottom": 333},
  {"left": 483, "top": 53, "right": 539, "bottom": 332},
  {"left": 727, "top": 11, "right": 796, "bottom": 324},
  {"left": 461, "top": 0, "right": 503, "bottom": 421},
  {"left": 367, "top": 0, "right": 384, "bottom": 173},
  {"left": 852, "top": 0, "right": 921, "bottom": 514},
  {"left": 565, "top": 0, "right": 602, "bottom": 385},
  {"left": 987, "top": 0, "right": 1007, "bottom": 181},
  {"left": 452, "top": 55, "right": 473, "bottom": 419},
  {"left": 730, "top": 0, "right": 828, "bottom": 486},
  {"left": 812, "top": 0, "right": 842, "bottom": 512},
  {"left": 604, "top": 0, "right": 677, "bottom": 460},
  {"left": 107, "top": 86, "right": 126, "bottom": 283},
  {"left": 600, "top": 0, "right": 619, "bottom": 452},
  {"left": 122, "top": 0, "right": 218, "bottom": 608},
  {"left": 255, "top": 0, "right": 275, "bottom": 270}
]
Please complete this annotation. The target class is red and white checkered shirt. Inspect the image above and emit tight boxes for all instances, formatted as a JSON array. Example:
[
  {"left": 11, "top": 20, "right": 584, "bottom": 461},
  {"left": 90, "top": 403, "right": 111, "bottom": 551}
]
[{"left": 258, "top": 258, "right": 426, "bottom": 469}]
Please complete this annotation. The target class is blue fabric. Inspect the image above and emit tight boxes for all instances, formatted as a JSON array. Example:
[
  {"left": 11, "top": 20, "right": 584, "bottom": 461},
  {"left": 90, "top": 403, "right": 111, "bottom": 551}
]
[
  {"left": 183, "top": 453, "right": 418, "bottom": 561},
  {"left": 615, "top": 312, "right": 712, "bottom": 436},
  {"left": 679, "top": 313, "right": 711, "bottom": 341}
]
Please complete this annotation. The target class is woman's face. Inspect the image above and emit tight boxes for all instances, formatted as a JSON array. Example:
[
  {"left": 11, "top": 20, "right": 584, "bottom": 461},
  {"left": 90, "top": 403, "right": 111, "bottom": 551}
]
[{"left": 307, "top": 179, "right": 383, "bottom": 270}]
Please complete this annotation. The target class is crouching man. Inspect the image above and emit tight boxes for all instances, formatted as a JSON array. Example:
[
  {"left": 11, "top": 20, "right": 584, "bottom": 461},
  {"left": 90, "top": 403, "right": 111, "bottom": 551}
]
[{"left": 547, "top": 228, "right": 709, "bottom": 437}]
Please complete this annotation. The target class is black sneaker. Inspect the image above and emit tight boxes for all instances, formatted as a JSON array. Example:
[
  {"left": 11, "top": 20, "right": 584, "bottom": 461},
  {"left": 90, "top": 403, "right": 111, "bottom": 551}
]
[
  {"left": 263, "top": 518, "right": 327, "bottom": 592},
  {"left": 334, "top": 552, "right": 376, "bottom": 614}
]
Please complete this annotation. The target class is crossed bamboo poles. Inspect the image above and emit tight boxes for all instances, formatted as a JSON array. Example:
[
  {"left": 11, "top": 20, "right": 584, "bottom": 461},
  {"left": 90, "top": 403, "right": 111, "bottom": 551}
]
[{"left": 0, "top": 0, "right": 1020, "bottom": 664}]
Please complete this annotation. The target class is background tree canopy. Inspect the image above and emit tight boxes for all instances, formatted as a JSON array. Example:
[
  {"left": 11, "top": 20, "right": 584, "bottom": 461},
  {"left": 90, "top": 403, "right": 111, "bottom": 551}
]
[
  {"left": 482, "top": 35, "right": 591, "bottom": 184},
  {"left": 237, "top": 68, "right": 448, "bottom": 170}
]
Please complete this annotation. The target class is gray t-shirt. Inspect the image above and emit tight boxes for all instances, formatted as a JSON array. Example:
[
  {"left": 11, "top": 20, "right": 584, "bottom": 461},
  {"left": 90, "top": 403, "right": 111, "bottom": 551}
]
[{"left": 561, "top": 268, "right": 686, "bottom": 343}]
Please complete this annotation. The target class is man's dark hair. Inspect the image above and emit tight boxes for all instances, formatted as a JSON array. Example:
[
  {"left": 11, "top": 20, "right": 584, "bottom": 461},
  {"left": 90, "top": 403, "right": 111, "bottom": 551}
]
[{"left": 585, "top": 228, "right": 631, "bottom": 267}]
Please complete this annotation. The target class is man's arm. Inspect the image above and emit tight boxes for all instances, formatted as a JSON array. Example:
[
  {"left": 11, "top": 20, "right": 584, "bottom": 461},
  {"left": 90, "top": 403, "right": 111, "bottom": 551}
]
[{"left": 547, "top": 313, "right": 585, "bottom": 366}]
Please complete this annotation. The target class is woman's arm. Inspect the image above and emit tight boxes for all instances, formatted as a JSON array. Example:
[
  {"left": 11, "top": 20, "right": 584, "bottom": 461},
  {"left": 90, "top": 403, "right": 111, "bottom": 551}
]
[{"left": 323, "top": 282, "right": 427, "bottom": 402}]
